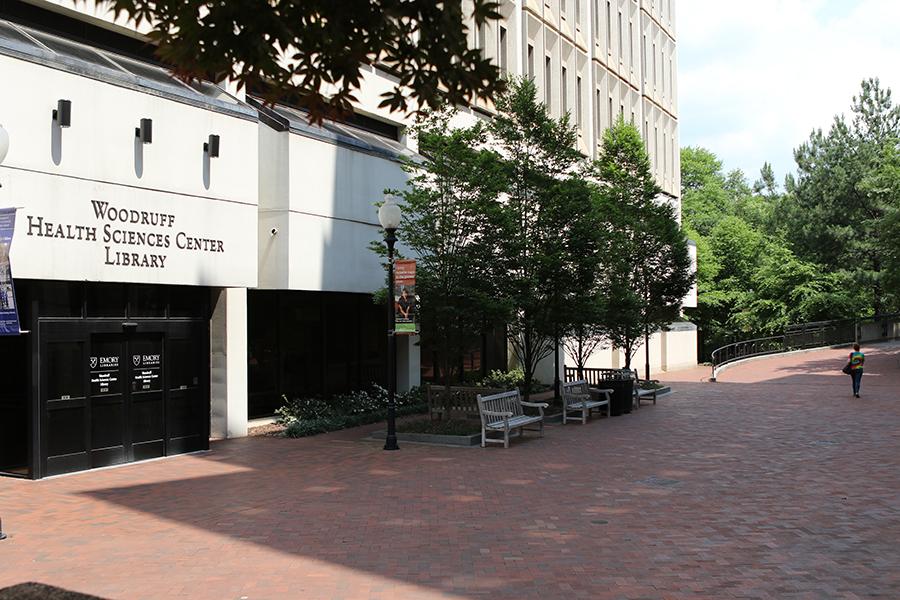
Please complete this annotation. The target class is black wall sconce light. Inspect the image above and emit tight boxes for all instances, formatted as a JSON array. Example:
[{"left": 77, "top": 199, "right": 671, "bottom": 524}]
[
  {"left": 204, "top": 134, "right": 220, "bottom": 158},
  {"left": 135, "top": 118, "right": 153, "bottom": 144},
  {"left": 52, "top": 99, "right": 72, "bottom": 127}
]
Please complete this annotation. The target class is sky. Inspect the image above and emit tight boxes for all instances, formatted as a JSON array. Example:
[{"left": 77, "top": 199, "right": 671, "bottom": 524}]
[{"left": 677, "top": 0, "right": 900, "bottom": 188}]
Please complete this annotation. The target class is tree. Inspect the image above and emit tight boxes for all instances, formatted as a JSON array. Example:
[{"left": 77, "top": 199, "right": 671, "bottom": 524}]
[
  {"left": 789, "top": 78, "right": 900, "bottom": 314},
  {"left": 489, "top": 78, "right": 601, "bottom": 396},
  {"left": 593, "top": 118, "right": 692, "bottom": 375},
  {"left": 752, "top": 162, "right": 777, "bottom": 198},
  {"left": 98, "top": 0, "right": 506, "bottom": 122},
  {"left": 387, "top": 109, "right": 506, "bottom": 387}
]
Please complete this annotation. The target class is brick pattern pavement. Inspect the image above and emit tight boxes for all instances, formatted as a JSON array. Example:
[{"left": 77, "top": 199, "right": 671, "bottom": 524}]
[{"left": 1, "top": 343, "right": 899, "bottom": 599}]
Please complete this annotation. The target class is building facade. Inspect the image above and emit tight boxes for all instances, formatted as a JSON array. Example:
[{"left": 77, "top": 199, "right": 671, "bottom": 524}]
[{"left": 0, "top": 0, "right": 691, "bottom": 479}]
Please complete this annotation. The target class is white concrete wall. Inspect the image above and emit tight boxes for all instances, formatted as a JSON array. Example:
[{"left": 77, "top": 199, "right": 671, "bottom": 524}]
[
  {"left": 210, "top": 287, "right": 248, "bottom": 438},
  {"left": 257, "top": 129, "right": 408, "bottom": 294},
  {"left": 570, "top": 321, "right": 697, "bottom": 377},
  {"left": 0, "top": 53, "right": 258, "bottom": 287}
]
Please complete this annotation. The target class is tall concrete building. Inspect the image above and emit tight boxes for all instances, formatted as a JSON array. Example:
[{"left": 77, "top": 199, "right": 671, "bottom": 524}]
[
  {"left": 468, "top": 0, "right": 693, "bottom": 375},
  {"left": 0, "top": 0, "right": 692, "bottom": 478},
  {"left": 471, "top": 0, "right": 679, "bottom": 201}
]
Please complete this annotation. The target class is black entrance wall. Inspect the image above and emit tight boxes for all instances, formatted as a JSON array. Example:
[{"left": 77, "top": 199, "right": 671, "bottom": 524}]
[
  {"left": 9, "top": 280, "right": 210, "bottom": 479},
  {"left": 248, "top": 290, "right": 387, "bottom": 418}
]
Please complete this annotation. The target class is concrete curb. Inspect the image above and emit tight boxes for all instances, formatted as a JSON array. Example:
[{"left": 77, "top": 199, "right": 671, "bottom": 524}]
[{"left": 368, "top": 430, "right": 481, "bottom": 447}]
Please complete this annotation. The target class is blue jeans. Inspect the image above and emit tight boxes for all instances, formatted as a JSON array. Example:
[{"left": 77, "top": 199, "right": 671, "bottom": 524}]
[{"left": 851, "top": 369, "right": 863, "bottom": 395}]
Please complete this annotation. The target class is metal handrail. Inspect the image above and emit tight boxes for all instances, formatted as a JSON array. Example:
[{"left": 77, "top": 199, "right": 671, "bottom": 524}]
[{"left": 710, "top": 313, "right": 900, "bottom": 380}]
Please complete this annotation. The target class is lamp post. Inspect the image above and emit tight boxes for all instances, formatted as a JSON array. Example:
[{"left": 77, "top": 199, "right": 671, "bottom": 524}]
[{"left": 378, "top": 195, "right": 401, "bottom": 451}]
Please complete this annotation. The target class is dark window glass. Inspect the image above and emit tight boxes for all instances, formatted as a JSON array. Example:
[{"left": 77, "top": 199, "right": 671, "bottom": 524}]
[
  {"left": 46, "top": 340, "right": 84, "bottom": 400},
  {"left": 91, "top": 402, "right": 123, "bottom": 450},
  {"left": 169, "top": 339, "right": 201, "bottom": 390},
  {"left": 279, "top": 292, "right": 324, "bottom": 398},
  {"left": 47, "top": 407, "right": 85, "bottom": 456},
  {"left": 248, "top": 291, "right": 280, "bottom": 416},
  {"left": 0, "top": 335, "right": 29, "bottom": 475},
  {"left": 128, "top": 284, "right": 166, "bottom": 318},
  {"left": 170, "top": 286, "right": 208, "bottom": 318},
  {"left": 89, "top": 338, "right": 122, "bottom": 397},
  {"left": 324, "top": 294, "right": 359, "bottom": 394},
  {"left": 86, "top": 283, "right": 125, "bottom": 318},
  {"left": 358, "top": 297, "right": 386, "bottom": 389},
  {"left": 28, "top": 281, "right": 83, "bottom": 318},
  {"left": 130, "top": 337, "right": 163, "bottom": 393}
]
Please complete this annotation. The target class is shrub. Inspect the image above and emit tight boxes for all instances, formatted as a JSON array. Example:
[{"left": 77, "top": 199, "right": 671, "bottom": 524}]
[
  {"left": 277, "top": 384, "right": 427, "bottom": 438},
  {"left": 480, "top": 368, "right": 526, "bottom": 389},
  {"left": 276, "top": 384, "right": 425, "bottom": 425},
  {"left": 282, "top": 403, "right": 427, "bottom": 438}
]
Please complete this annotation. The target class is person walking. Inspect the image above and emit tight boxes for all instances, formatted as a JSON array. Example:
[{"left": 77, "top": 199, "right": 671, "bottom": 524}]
[{"left": 848, "top": 343, "right": 865, "bottom": 398}]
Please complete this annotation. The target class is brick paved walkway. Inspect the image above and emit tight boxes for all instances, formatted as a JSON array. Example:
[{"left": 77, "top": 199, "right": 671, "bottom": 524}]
[{"left": 2, "top": 344, "right": 899, "bottom": 600}]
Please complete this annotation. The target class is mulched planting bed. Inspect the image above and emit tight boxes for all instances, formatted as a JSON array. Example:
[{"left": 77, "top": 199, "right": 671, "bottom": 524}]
[
  {"left": 396, "top": 419, "right": 482, "bottom": 436},
  {"left": 0, "top": 583, "right": 108, "bottom": 600}
]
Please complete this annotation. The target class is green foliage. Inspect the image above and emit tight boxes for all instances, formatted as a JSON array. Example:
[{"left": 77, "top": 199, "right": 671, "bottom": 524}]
[
  {"left": 283, "top": 403, "right": 427, "bottom": 438},
  {"left": 487, "top": 78, "right": 604, "bottom": 394},
  {"left": 480, "top": 368, "right": 526, "bottom": 389},
  {"left": 276, "top": 385, "right": 426, "bottom": 425},
  {"left": 99, "top": 0, "right": 506, "bottom": 123},
  {"left": 679, "top": 79, "right": 900, "bottom": 359},
  {"left": 591, "top": 117, "right": 693, "bottom": 368},
  {"left": 788, "top": 78, "right": 900, "bottom": 313},
  {"left": 389, "top": 107, "right": 507, "bottom": 387}
]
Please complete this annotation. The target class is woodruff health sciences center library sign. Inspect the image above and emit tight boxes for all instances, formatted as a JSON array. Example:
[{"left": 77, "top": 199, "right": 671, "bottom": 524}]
[{"left": 6, "top": 173, "right": 256, "bottom": 288}]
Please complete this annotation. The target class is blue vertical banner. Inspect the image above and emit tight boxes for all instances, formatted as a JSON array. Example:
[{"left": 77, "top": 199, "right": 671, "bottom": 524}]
[{"left": 0, "top": 207, "right": 20, "bottom": 335}]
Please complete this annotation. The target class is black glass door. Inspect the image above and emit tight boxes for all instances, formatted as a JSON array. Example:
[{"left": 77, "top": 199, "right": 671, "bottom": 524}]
[
  {"left": 127, "top": 334, "right": 165, "bottom": 462},
  {"left": 41, "top": 322, "right": 206, "bottom": 477}
]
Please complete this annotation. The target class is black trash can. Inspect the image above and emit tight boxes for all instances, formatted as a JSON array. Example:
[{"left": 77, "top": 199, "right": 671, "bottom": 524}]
[{"left": 604, "top": 371, "right": 634, "bottom": 416}]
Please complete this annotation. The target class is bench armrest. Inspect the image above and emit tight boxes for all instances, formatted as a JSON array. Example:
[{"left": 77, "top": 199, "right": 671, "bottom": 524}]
[
  {"left": 482, "top": 410, "right": 514, "bottom": 418},
  {"left": 520, "top": 401, "right": 549, "bottom": 408}
]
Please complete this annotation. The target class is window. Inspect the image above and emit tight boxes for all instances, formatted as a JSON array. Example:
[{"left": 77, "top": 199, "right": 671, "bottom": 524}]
[
  {"left": 669, "top": 58, "right": 673, "bottom": 98},
  {"left": 594, "top": 0, "right": 600, "bottom": 40},
  {"left": 575, "top": 0, "right": 581, "bottom": 27},
  {"left": 620, "top": 102, "right": 624, "bottom": 119},
  {"left": 476, "top": 22, "right": 486, "bottom": 54},
  {"left": 642, "top": 34, "right": 647, "bottom": 81},
  {"left": 561, "top": 0, "right": 567, "bottom": 17},
  {"left": 630, "top": 110, "right": 635, "bottom": 125},
  {"left": 617, "top": 11, "right": 622, "bottom": 59},
  {"left": 629, "top": 21, "right": 634, "bottom": 70},
  {"left": 663, "top": 132, "right": 668, "bottom": 178},
  {"left": 576, "top": 75, "right": 583, "bottom": 129},
  {"left": 653, "top": 42, "right": 657, "bottom": 88},
  {"left": 561, "top": 66, "right": 568, "bottom": 114},
  {"left": 654, "top": 126, "right": 658, "bottom": 168},
  {"left": 606, "top": 1, "right": 611, "bottom": 52},
  {"left": 545, "top": 55, "right": 552, "bottom": 108},
  {"left": 528, "top": 44, "right": 535, "bottom": 78},
  {"left": 608, "top": 96, "right": 613, "bottom": 126},
  {"left": 596, "top": 89, "right": 602, "bottom": 140},
  {"left": 499, "top": 26, "right": 508, "bottom": 74}
]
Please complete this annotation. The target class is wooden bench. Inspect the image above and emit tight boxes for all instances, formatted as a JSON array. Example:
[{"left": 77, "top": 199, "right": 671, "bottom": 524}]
[
  {"left": 476, "top": 390, "right": 548, "bottom": 448},
  {"left": 631, "top": 369, "right": 659, "bottom": 408},
  {"left": 561, "top": 380, "right": 612, "bottom": 424}
]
